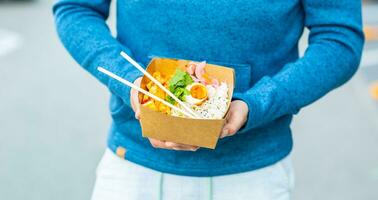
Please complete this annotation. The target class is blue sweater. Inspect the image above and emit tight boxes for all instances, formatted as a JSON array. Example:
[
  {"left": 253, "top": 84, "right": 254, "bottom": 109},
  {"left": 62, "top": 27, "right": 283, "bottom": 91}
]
[{"left": 53, "top": 0, "right": 364, "bottom": 176}]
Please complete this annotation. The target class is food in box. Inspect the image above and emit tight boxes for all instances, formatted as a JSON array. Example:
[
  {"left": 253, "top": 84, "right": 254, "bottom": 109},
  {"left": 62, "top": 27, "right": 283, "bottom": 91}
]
[{"left": 139, "top": 57, "right": 235, "bottom": 149}]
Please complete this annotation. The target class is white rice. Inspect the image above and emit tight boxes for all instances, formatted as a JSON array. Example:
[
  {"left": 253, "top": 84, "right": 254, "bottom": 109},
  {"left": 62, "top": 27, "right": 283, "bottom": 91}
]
[{"left": 171, "top": 82, "right": 229, "bottom": 119}]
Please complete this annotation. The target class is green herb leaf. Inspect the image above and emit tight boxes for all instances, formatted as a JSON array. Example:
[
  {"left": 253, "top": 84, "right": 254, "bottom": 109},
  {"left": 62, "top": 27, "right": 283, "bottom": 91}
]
[
  {"left": 166, "top": 69, "right": 193, "bottom": 104},
  {"left": 166, "top": 96, "right": 175, "bottom": 105}
]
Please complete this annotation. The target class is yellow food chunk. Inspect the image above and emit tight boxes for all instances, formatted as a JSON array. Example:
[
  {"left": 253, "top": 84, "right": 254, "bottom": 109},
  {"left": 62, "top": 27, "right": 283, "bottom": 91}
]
[
  {"left": 142, "top": 100, "right": 158, "bottom": 111},
  {"left": 153, "top": 71, "right": 166, "bottom": 83},
  {"left": 153, "top": 71, "right": 161, "bottom": 79},
  {"left": 142, "top": 94, "right": 150, "bottom": 104},
  {"left": 158, "top": 103, "right": 171, "bottom": 114},
  {"left": 149, "top": 85, "right": 158, "bottom": 94},
  {"left": 146, "top": 81, "right": 154, "bottom": 90},
  {"left": 156, "top": 88, "right": 166, "bottom": 99}
]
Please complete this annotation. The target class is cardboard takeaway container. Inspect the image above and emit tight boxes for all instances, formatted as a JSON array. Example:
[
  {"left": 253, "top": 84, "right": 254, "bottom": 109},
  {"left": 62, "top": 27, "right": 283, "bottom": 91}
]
[{"left": 139, "top": 58, "right": 235, "bottom": 149}]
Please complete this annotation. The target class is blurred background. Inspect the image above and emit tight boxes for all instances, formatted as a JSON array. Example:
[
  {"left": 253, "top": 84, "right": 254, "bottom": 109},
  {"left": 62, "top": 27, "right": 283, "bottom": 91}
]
[{"left": 0, "top": 0, "right": 377, "bottom": 199}]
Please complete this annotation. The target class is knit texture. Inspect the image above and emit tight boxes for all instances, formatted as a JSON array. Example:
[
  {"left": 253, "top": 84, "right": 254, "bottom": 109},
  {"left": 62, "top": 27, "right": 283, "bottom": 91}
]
[{"left": 53, "top": 0, "right": 364, "bottom": 176}]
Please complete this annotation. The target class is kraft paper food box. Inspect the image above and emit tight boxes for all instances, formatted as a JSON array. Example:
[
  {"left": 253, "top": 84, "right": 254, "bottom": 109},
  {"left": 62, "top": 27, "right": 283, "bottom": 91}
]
[{"left": 139, "top": 57, "right": 235, "bottom": 149}]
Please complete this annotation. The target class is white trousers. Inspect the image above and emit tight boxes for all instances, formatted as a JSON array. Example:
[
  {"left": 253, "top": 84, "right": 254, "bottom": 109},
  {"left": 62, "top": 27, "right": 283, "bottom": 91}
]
[{"left": 91, "top": 149, "right": 295, "bottom": 200}]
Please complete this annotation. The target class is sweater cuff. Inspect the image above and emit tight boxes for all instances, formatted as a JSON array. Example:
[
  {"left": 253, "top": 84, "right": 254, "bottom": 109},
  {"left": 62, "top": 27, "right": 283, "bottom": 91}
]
[
  {"left": 231, "top": 92, "right": 255, "bottom": 133},
  {"left": 107, "top": 63, "right": 144, "bottom": 107}
]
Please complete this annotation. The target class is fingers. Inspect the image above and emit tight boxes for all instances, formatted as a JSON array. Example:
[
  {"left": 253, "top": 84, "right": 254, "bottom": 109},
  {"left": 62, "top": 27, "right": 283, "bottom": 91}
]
[
  {"left": 132, "top": 91, "right": 140, "bottom": 119},
  {"left": 130, "top": 77, "right": 142, "bottom": 119},
  {"left": 130, "top": 90, "right": 140, "bottom": 119},
  {"left": 149, "top": 138, "right": 199, "bottom": 151},
  {"left": 165, "top": 142, "right": 199, "bottom": 151},
  {"left": 220, "top": 101, "right": 248, "bottom": 138},
  {"left": 149, "top": 138, "right": 170, "bottom": 149}
]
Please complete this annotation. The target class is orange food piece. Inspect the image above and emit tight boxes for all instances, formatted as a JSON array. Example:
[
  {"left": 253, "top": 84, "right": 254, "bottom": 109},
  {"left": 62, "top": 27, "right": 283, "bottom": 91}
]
[
  {"left": 153, "top": 71, "right": 167, "bottom": 84},
  {"left": 148, "top": 85, "right": 165, "bottom": 99},
  {"left": 190, "top": 84, "right": 207, "bottom": 99},
  {"left": 141, "top": 94, "right": 150, "bottom": 104},
  {"left": 163, "top": 82, "right": 169, "bottom": 88},
  {"left": 142, "top": 71, "right": 172, "bottom": 114}
]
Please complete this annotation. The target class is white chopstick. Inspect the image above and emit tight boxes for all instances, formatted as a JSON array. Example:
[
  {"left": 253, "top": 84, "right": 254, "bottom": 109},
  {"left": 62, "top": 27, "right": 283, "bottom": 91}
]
[
  {"left": 120, "top": 51, "right": 201, "bottom": 119},
  {"left": 97, "top": 67, "right": 195, "bottom": 118}
]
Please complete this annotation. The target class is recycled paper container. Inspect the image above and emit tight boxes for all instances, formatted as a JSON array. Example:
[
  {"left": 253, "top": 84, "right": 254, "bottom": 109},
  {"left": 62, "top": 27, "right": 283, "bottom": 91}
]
[{"left": 139, "top": 58, "right": 235, "bottom": 149}]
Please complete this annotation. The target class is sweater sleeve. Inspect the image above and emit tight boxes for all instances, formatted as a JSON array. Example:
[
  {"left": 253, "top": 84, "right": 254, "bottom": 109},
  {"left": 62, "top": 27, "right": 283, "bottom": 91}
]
[
  {"left": 233, "top": 0, "right": 364, "bottom": 131},
  {"left": 53, "top": 0, "right": 143, "bottom": 107}
]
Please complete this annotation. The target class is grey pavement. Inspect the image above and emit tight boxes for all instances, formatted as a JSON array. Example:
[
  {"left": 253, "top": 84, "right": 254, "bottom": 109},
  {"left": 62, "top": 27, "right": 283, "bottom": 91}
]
[{"left": 0, "top": 1, "right": 377, "bottom": 200}]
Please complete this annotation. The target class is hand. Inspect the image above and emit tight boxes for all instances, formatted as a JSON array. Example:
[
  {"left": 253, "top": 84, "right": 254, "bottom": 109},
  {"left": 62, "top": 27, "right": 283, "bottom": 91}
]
[
  {"left": 130, "top": 77, "right": 143, "bottom": 119},
  {"left": 130, "top": 77, "right": 199, "bottom": 151},
  {"left": 220, "top": 100, "right": 249, "bottom": 138}
]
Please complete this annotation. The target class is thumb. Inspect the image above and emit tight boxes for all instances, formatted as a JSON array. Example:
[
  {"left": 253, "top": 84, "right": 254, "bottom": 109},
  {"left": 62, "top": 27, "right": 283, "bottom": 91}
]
[
  {"left": 221, "top": 110, "right": 242, "bottom": 138},
  {"left": 132, "top": 90, "right": 141, "bottom": 119},
  {"left": 131, "top": 77, "right": 142, "bottom": 120},
  {"left": 135, "top": 108, "right": 140, "bottom": 119}
]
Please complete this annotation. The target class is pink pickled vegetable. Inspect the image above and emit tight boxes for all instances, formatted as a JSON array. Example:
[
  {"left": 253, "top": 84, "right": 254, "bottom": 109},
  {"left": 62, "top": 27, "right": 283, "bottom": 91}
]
[
  {"left": 190, "top": 75, "right": 200, "bottom": 83},
  {"left": 186, "top": 61, "right": 216, "bottom": 85},
  {"left": 211, "top": 78, "right": 219, "bottom": 87},
  {"left": 194, "top": 61, "right": 206, "bottom": 80},
  {"left": 186, "top": 63, "right": 196, "bottom": 75}
]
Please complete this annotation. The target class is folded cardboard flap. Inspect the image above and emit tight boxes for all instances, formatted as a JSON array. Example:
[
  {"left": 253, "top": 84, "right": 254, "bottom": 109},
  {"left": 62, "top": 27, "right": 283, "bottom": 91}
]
[{"left": 139, "top": 58, "right": 235, "bottom": 149}]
